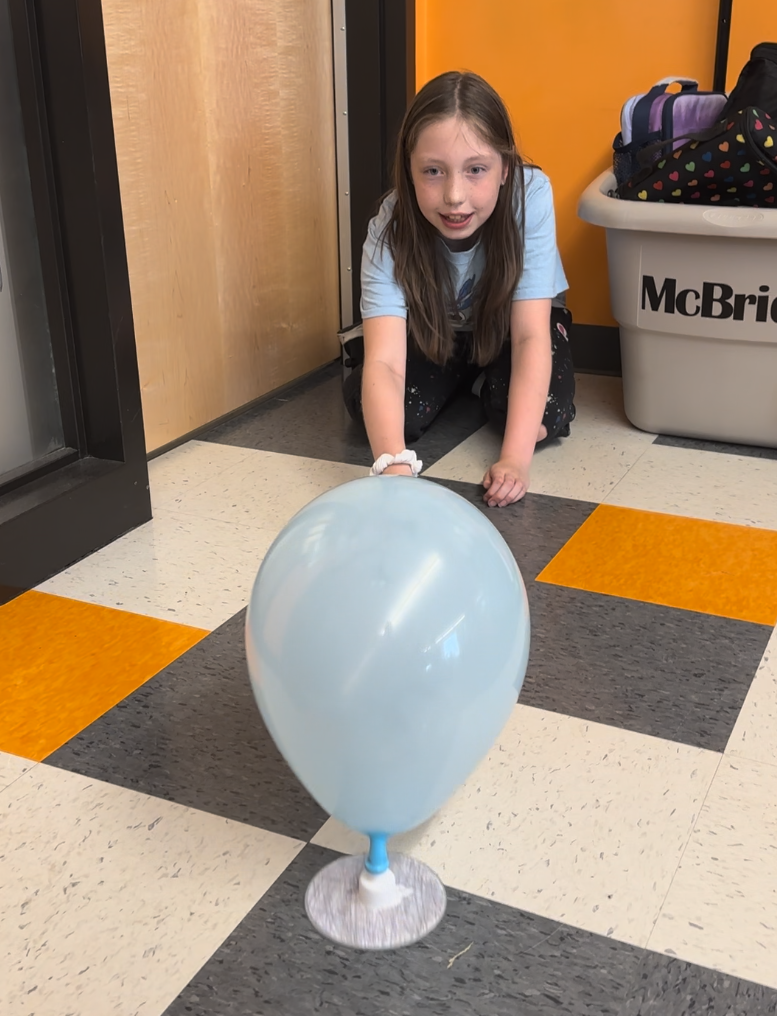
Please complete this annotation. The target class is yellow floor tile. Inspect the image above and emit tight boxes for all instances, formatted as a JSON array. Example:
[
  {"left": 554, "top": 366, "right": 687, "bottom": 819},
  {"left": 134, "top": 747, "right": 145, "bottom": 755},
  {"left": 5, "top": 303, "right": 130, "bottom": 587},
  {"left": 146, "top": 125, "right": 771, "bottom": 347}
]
[
  {"left": 537, "top": 504, "right": 777, "bottom": 626},
  {"left": 0, "top": 591, "right": 206, "bottom": 761}
]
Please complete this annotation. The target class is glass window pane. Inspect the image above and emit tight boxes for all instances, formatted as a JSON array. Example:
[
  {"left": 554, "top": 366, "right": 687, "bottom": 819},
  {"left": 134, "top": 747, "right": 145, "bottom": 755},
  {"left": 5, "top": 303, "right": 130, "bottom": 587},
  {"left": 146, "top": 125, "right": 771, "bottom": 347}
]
[{"left": 0, "top": 0, "right": 65, "bottom": 478}]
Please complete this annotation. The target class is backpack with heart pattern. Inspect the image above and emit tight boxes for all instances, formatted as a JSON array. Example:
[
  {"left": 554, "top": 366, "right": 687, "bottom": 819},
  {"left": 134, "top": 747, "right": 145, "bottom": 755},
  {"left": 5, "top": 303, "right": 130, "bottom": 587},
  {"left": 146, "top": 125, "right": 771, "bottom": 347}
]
[{"left": 616, "top": 106, "right": 777, "bottom": 206}]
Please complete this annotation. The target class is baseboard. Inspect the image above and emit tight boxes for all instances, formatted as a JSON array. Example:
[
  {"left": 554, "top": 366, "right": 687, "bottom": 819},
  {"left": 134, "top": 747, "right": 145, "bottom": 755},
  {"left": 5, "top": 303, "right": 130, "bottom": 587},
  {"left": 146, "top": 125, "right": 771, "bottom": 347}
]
[{"left": 569, "top": 323, "right": 622, "bottom": 376}]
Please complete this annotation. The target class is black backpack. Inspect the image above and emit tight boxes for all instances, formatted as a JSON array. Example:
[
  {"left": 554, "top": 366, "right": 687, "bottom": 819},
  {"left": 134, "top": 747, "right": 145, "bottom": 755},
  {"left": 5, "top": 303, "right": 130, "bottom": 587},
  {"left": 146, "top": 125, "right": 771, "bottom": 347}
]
[{"left": 722, "top": 42, "right": 777, "bottom": 120}]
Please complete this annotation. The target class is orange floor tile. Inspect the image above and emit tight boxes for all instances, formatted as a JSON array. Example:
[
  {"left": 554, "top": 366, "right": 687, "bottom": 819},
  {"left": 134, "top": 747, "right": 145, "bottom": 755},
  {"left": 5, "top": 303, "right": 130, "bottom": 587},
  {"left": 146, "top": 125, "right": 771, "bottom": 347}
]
[
  {"left": 537, "top": 504, "right": 777, "bottom": 626},
  {"left": 0, "top": 591, "right": 206, "bottom": 761}
]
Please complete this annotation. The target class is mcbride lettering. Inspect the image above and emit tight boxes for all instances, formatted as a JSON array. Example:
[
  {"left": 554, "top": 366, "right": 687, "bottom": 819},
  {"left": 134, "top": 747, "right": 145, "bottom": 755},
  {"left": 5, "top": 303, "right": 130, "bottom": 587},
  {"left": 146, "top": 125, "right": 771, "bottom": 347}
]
[{"left": 641, "top": 275, "right": 777, "bottom": 322}]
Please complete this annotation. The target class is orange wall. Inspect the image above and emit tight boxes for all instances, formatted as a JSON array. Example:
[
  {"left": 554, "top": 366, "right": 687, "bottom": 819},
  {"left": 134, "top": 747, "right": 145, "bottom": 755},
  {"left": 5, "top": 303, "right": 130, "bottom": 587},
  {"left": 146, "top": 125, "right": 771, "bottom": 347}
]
[{"left": 417, "top": 1, "right": 736, "bottom": 326}]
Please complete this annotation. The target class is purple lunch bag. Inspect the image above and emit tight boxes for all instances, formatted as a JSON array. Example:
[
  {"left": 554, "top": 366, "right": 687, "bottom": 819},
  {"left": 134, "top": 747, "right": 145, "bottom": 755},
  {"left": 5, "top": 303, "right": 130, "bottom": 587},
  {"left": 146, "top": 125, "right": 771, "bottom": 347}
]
[{"left": 613, "top": 77, "right": 728, "bottom": 186}]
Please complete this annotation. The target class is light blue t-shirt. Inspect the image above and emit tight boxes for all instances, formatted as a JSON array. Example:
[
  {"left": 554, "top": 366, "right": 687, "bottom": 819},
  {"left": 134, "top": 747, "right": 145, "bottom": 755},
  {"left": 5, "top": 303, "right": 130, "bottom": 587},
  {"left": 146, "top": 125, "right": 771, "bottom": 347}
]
[{"left": 360, "top": 167, "right": 568, "bottom": 328}]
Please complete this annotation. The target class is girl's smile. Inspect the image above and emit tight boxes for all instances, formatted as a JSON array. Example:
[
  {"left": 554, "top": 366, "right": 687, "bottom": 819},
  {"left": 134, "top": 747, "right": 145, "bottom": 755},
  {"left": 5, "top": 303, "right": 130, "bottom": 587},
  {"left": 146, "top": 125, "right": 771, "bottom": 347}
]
[{"left": 439, "top": 212, "right": 474, "bottom": 229}]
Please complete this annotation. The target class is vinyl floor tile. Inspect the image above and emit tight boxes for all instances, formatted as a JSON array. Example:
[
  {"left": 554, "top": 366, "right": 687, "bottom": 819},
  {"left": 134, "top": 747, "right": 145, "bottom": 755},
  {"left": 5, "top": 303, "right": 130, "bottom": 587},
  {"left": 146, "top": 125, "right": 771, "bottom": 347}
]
[
  {"left": 163, "top": 843, "right": 646, "bottom": 1016},
  {"left": 167, "top": 449, "right": 366, "bottom": 531},
  {"left": 414, "top": 482, "right": 768, "bottom": 750},
  {"left": 425, "top": 375, "right": 656, "bottom": 502},
  {"left": 0, "top": 583, "right": 24, "bottom": 606},
  {"left": 1, "top": 591, "right": 205, "bottom": 761},
  {"left": 619, "top": 953, "right": 777, "bottom": 1015},
  {"left": 14, "top": 361, "right": 777, "bottom": 1009},
  {"left": 199, "top": 362, "right": 488, "bottom": 471},
  {"left": 0, "top": 750, "right": 34, "bottom": 793},
  {"left": 649, "top": 756, "right": 777, "bottom": 990},
  {"left": 0, "top": 764, "right": 303, "bottom": 1016},
  {"left": 428, "top": 478, "right": 598, "bottom": 581},
  {"left": 38, "top": 508, "right": 275, "bottom": 630},
  {"left": 411, "top": 391, "right": 489, "bottom": 471},
  {"left": 148, "top": 440, "right": 258, "bottom": 511},
  {"left": 47, "top": 610, "right": 328, "bottom": 842},
  {"left": 727, "top": 626, "right": 777, "bottom": 767},
  {"left": 655, "top": 433, "right": 777, "bottom": 461},
  {"left": 604, "top": 443, "right": 777, "bottom": 529},
  {"left": 538, "top": 504, "right": 777, "bottom": 626},
  {"left": 201, "top": 364, "right": 370, "bottom": 465},
  {"left": 313, "top": 705, "right": 720, "bottom": 949},
  {"left": 523, "top": 583, "right": 769, "bottom": 752}
]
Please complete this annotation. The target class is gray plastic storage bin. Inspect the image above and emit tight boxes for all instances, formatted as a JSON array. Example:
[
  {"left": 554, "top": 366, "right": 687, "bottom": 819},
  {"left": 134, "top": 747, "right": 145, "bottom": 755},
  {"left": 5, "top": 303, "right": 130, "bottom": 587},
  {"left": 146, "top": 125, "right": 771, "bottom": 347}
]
[{"left": 578, "top": 171, "right": 777, "bottom": 448}]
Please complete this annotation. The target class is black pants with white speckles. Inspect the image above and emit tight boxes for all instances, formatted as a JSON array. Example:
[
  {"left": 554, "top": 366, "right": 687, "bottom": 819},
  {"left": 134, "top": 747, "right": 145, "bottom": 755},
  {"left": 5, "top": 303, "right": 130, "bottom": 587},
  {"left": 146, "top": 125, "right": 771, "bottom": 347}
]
[{"left": 343, "top": 306, "right": 576, "bottom": 447}]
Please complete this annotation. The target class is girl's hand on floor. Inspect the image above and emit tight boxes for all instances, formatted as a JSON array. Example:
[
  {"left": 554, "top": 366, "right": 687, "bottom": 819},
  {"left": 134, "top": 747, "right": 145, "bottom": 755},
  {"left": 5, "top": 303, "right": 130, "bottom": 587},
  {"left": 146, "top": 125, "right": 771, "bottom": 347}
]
[{"left": 482, "top": 459, "right": 529, "bottom": 507}]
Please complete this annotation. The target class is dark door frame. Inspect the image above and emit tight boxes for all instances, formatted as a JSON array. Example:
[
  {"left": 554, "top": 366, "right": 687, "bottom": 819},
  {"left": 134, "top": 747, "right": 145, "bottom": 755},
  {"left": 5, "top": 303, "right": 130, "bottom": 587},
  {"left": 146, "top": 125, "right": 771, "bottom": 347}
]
[
  {"left": 0, "top": 0, "right": 150, "bottom": 602},
  {"left": 342, "top": 0, "right": 415, "bottom": 327}
]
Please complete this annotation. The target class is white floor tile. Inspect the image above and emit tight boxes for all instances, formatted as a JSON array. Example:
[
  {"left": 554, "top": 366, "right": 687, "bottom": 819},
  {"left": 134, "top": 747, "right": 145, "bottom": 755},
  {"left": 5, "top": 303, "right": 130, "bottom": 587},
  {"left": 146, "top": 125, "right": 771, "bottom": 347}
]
[
  {"left": 726, "top": 626, "right": 777, "bottom": 769},
  {"left": 0, "top": 765, "right": 303, "bottom": 1016},
  {"left": 148, "top": 440, "right": 257, "bottom": 511},
  {"left": 648, "top": 756, "right": 777, "bottom": 990},
  {"left": 425, "top": 375, "right": 656, "bottom": 503},
  {"left": 38, "top": 451, "right": 365, "bottom": 629},
  {"left": 312, "top": 704, "right": 719, "bottom": 949},
  {"left": 604, "top": 444, "right": 777, "bottom": 529},
  {"left": 0, "top": 751, "right": 34, "bottom": 794},
  {"left": 168, "top": 449, "right": 366, "bottom": 529},
  {"left": 37, "top": 509, "right": 276, "bottom": 630}
]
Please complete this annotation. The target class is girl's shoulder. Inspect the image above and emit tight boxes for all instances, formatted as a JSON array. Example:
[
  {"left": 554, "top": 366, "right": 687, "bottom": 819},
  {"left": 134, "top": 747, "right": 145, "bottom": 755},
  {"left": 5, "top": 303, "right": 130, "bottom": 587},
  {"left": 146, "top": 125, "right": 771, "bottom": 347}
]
[
  {"left": 511, "top": 167, "right": 556, "bottom": 231},
  {"left": 518, "top": 165, "right": 553, "bottom": 206},
  {"left": 368, "top": 191, "right": 399, "bottom": 240}
]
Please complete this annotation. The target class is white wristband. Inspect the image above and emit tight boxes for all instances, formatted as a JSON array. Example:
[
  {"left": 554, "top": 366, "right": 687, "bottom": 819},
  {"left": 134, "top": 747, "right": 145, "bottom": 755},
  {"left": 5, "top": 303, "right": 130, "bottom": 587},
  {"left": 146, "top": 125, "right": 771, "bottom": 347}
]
[{"left": 370, "top": 450, "right": 423, "bottom": 477}]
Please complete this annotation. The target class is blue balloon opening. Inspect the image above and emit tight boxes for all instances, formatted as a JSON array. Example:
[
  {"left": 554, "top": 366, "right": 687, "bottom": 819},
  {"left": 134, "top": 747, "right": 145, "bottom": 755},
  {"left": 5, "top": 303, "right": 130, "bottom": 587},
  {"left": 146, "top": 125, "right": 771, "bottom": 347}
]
[{"left": 365, "top": 833, "right": 390, "bottom": 874}]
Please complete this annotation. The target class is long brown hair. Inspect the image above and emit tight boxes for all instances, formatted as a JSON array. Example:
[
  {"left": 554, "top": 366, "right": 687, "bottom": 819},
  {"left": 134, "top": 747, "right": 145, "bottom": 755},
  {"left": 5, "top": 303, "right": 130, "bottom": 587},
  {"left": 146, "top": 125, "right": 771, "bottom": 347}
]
[{"left": 383, "top": 71, "right": 525, "bottom": 367}]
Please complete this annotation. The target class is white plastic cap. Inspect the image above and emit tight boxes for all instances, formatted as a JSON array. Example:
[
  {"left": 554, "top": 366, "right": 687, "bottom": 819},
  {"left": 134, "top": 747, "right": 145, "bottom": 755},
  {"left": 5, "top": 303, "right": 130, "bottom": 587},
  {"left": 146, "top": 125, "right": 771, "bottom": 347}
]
[{"left": 358, "top": 867, "right": 413, "bottom": 911}]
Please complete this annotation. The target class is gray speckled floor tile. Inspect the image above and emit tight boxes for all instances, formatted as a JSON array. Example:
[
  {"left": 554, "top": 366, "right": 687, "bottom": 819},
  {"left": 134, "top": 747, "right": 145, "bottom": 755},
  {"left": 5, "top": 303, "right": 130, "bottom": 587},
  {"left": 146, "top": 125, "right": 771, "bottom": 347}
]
[
  {"left": 163, "top": 843, "right": 645, "bottom": 1016},
  {"left": 654, "top": 434, "right": 777, "bottom": 460},
  {"left": 45, "top": 610, "right": 327, "bottom": 842},
  {"left": 199, "top": 364, "right": 487, "bottom": 471},
  {"left": 620, "top": 954, "right": 777, "bottom": 1014},
  {"left": 523, "top": 583, "right": 770, "bottom": 751},
  {"left": 429, "top": 479, "right": 768, "bottom": 751},
  {"left": 0, "top": 583, "right": 24, "bottom": 606},
  {"left": 428, "top": 478, "right": 599, "bottom": 581}
]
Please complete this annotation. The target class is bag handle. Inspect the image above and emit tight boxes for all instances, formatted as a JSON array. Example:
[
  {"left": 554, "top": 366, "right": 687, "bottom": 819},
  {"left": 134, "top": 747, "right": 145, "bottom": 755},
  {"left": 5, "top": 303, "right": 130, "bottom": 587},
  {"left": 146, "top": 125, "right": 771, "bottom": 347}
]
[
  {"left": 653, "top": 77, "right": 699, "bottom": 89},
  {"left": 635, "top": 119, "right": 729, "bottom": 170},
  {"left": 632, "top": 79, "right": 699, "bottom": 144}
]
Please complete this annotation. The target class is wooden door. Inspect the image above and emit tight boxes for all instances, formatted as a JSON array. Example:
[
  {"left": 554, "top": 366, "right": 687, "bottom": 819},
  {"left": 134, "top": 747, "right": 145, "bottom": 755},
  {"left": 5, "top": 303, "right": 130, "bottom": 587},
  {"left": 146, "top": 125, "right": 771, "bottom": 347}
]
[{"left": 102, "top": 0, "right": 340, "bottom": 451}]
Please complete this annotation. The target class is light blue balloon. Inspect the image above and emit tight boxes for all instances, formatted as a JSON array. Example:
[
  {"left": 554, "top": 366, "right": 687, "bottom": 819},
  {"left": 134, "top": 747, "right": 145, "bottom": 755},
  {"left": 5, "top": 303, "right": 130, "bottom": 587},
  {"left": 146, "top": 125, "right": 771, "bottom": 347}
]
[{"left": 245, "top": 476, "right": 529, "bottom": 838}]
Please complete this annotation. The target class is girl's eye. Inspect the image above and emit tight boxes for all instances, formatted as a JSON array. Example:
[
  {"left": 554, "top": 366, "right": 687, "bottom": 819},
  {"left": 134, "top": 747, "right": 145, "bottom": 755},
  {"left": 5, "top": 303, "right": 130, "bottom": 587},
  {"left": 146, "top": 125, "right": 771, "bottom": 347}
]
[
  {"left": 470, "top": 166, "right": 487, "bottom": 176},
  {"left": 424, "top": 167, "right": 442, "bottom": 177}
]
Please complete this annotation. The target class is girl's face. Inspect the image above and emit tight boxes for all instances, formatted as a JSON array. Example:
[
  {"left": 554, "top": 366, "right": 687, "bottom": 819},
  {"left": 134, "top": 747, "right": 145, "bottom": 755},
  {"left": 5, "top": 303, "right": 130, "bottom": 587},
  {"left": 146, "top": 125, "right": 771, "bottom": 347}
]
[{"left": 409, "top": 115, "right": 508, "bottom": 244}]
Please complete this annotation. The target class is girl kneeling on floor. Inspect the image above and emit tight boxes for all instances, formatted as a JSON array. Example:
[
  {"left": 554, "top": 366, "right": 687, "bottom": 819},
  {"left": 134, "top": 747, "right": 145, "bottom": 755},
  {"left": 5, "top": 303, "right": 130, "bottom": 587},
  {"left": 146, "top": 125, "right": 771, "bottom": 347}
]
[{"left": 343, "top": 70, "right": 575, "bottom": 507}]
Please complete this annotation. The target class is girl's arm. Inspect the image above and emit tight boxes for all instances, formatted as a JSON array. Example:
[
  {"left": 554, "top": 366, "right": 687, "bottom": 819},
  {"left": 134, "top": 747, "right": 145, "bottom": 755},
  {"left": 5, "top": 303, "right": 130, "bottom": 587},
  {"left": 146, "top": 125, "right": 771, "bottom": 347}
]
[
  {"left": 483, "top": 297, "right": 552, "bottom": 507},
  {"left": 361, "top": 315, "right": 414, "bottom": 475}
]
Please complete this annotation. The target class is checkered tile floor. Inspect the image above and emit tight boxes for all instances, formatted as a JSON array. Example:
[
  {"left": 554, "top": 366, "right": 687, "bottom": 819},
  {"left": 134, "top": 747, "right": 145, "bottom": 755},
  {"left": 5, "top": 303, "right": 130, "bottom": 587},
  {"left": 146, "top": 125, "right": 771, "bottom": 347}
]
[{"left": 3, "top": 364, "right": 777, "bottom": 1014}]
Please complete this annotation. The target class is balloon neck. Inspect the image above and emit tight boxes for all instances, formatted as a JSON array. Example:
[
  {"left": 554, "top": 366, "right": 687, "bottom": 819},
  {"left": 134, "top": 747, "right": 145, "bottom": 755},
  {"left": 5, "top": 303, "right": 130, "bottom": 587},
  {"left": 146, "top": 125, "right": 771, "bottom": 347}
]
[{"left": 365, "top": 833, "right": 390, "bottom": 874}]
